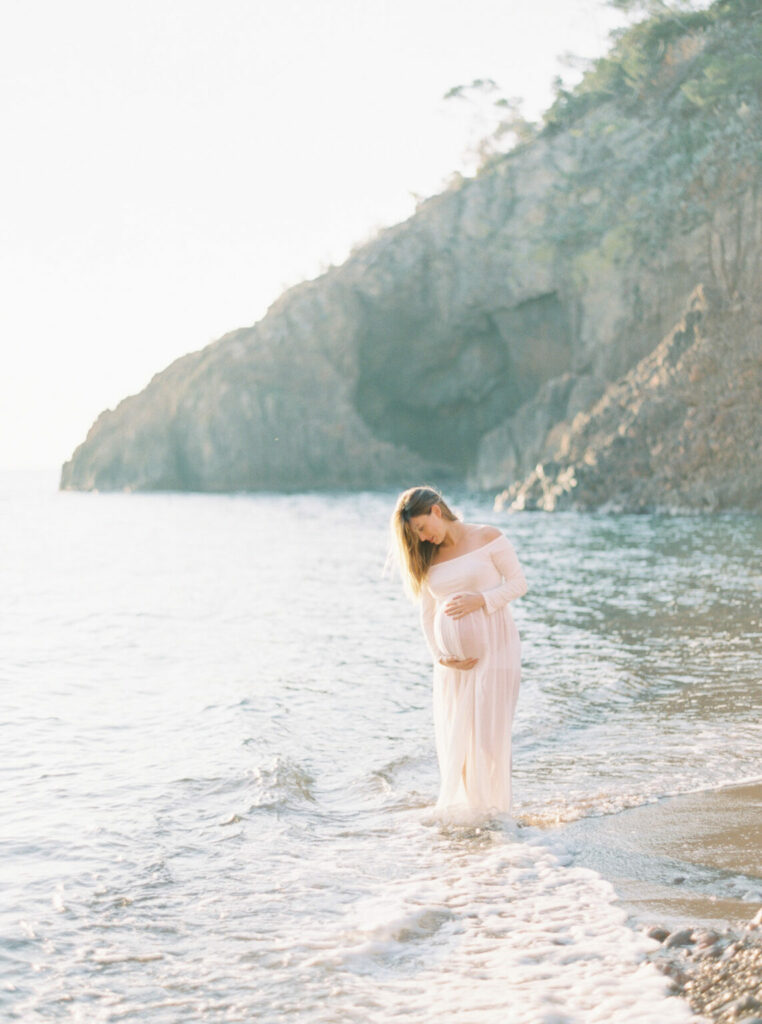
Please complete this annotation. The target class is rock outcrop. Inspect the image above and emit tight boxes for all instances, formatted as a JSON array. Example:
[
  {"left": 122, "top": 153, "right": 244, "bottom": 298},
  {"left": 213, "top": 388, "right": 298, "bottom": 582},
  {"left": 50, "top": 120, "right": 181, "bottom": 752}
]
[
  {"left": 495, "top": 287, "right": 762, "bottom": 512},
  {"left": 61, "top": 0, "right": 762, "bottom": 510}
]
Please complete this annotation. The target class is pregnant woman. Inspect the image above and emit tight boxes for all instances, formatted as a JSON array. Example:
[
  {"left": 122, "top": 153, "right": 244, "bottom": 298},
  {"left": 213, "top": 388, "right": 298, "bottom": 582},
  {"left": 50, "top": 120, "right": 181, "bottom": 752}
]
[{"left": 390, "top": 486, "right": 527, "bottom": 819}]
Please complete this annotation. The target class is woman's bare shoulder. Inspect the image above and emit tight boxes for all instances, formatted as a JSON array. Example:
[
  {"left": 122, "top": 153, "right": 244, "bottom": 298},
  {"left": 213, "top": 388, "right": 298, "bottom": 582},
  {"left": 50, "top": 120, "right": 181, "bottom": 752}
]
[
  {"left": 430, "top": 523, "right": 500, "bottom": 567},
  {"left": 476, "top": 524, "right": 502, "bottom": 542},
  {"left": 456, "top": 523, "right": 500, "bottom": 546}
]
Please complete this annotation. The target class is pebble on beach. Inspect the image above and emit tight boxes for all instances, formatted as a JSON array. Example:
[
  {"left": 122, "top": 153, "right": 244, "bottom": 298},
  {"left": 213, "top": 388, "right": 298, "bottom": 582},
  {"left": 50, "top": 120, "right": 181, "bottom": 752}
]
[{"left": 645, "top": 911, "right": 762, "bottom": 1024}]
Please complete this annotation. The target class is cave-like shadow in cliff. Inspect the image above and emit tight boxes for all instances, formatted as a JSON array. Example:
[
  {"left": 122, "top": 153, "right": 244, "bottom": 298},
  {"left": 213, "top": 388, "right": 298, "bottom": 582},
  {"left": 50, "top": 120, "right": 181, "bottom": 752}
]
[{"left": 351, "top": 290, "right": 573, "bottom": 476}]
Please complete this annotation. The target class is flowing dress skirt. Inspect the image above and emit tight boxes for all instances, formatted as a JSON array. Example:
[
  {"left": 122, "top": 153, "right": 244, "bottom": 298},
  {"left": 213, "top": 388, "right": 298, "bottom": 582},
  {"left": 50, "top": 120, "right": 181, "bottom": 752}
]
[{"left": 432, "top": 603, "right": 521, "bottom": 816}]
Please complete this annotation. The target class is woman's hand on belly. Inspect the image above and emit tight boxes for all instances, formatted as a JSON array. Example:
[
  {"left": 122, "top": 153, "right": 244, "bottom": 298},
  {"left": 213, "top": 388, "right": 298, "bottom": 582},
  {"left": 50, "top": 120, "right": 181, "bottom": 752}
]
[
  {"left": 438, "top": 656, "right": 479, "bottom": 671},
  {"left": 443, "top": 592, "right": 486, "bottom": 619}
]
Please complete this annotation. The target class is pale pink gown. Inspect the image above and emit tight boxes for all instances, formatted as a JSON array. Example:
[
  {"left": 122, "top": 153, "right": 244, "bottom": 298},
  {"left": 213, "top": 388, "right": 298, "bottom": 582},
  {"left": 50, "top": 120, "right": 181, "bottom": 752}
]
[{"left": 420, "top": 533, "right": 527, "bottom": 819}]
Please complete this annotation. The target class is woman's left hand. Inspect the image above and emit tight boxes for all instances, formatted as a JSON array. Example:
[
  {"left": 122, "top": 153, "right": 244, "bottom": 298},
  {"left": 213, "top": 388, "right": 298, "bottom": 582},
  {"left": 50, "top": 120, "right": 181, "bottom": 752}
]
[{"left": 444, "top": 592, "right": 485, "bottom": 619}]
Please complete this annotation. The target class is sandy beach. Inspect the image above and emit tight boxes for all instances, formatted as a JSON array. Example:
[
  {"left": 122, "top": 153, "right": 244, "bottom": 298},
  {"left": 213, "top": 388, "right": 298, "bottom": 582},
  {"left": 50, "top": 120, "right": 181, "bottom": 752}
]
[
  {"left": 557, "top": 781, "right": 762, "bottom": 1021},
  {"left": 558, "top": 780, "right": 762, "bottom": 929}
]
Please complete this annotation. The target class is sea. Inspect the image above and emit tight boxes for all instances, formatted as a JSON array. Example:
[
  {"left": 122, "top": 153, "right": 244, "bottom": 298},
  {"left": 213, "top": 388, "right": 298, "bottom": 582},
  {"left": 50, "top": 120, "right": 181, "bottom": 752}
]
[{"left": 2, "top": 468, "right": 761, "bottom": 1023}]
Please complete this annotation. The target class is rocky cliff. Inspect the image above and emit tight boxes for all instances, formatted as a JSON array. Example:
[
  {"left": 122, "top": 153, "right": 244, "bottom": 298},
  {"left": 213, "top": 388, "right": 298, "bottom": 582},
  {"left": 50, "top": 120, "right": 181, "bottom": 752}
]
[
  {"left": 61, "top": 0, "right": 762, "bottom": 510},
  {"left": 497, "top": 287, "right": 762, "bottom": 512}
]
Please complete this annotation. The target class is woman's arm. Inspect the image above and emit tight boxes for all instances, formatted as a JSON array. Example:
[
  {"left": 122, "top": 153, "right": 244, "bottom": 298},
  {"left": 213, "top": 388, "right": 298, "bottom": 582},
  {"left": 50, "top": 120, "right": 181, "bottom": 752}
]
[
  {"left": 481, "top": 535, "right": 527, "bottom": 614},
  {"left": 420, "top": 582, "right": 446, "bottom": 664}
]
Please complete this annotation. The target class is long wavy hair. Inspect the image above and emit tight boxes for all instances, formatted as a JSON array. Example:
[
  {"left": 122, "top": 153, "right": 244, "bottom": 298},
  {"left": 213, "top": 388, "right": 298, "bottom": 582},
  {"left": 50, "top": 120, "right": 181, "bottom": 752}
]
[{"left": 386, "top": 485, "right": 460, "bottom": 600}]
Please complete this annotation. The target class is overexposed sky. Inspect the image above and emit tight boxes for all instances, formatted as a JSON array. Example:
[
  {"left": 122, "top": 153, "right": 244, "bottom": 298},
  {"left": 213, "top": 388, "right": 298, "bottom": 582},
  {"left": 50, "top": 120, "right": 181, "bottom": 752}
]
[{"left": 1, "top": 0, "right": 627, "bottom": 471}]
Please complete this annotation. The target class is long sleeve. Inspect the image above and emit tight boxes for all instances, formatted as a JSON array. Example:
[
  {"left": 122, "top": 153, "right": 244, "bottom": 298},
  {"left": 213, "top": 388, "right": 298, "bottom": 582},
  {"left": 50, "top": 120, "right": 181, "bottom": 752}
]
[
  {"left": 419, "top": 580, "right": 444, "bottom": 664},
  {"left": 481, "top": 535, "right": 527, "bottom": 615}
]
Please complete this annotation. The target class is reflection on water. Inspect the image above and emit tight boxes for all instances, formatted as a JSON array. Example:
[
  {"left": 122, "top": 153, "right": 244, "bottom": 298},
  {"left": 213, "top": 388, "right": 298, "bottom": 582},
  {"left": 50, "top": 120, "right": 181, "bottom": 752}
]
[{"left": 0, "top": 472, "right": 759, "bottom": 1022}]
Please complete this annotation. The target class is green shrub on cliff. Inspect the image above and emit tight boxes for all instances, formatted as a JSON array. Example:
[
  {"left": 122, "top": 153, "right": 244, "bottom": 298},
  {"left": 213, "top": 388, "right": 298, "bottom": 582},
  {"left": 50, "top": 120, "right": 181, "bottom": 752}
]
[{"left": 535, "top": 0, "right": 762, "bottom": 303}]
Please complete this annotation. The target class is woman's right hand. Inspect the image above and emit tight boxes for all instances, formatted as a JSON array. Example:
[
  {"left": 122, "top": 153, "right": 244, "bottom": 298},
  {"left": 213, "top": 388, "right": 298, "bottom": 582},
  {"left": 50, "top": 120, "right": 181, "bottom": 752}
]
[{"left": 438, "top": 656, "right": 478, "bottom": 671}]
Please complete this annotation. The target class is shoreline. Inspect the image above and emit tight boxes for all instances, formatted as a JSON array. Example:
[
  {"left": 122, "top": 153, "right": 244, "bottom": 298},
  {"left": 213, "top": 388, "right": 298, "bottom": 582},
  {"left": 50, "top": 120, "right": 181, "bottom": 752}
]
[{"left": 556, "top": 781, "right": 762, "bottom": 1021}]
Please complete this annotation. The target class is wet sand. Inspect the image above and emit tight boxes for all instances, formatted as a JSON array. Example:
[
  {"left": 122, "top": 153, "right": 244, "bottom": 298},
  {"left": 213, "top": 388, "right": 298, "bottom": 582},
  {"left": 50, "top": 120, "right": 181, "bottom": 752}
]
[
  {"left": 557, "top": 780, "right": 762, "bottom": 930},
  {"left": 554, "top": 781, "right": 762, "bottom": 1021}
]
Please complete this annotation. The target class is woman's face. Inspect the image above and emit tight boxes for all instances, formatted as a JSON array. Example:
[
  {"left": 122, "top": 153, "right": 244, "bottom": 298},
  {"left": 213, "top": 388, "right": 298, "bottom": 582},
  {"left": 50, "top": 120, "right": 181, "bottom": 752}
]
[{"left": 407, "top": 504, "right": 445, "bottom": 546}]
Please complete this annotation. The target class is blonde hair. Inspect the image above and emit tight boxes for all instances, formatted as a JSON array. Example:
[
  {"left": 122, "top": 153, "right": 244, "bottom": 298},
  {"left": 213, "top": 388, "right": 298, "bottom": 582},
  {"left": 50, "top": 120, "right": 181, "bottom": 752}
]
[{"left": 386, "top": 485, "right": 460, "bottom": 600}]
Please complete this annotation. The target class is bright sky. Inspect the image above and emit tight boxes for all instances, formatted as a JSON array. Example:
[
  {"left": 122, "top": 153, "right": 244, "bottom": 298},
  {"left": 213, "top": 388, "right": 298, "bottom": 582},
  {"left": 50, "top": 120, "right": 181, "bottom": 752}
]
[{"left": 1, "top": 0, "right": 627, "bottom": 472}]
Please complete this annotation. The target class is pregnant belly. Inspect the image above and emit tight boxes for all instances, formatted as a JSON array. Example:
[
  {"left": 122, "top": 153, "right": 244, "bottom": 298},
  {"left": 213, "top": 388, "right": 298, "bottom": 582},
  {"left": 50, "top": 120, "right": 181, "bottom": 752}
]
[{"left": 434, "top": 603, "right": 488, "bottom": 661}]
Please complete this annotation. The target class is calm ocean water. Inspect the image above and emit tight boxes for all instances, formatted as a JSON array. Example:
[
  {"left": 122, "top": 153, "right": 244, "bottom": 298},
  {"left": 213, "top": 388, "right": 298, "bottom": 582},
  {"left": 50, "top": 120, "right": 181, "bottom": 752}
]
[{"left": 2, "top": 469, "right": 761, "bottom": 1023}]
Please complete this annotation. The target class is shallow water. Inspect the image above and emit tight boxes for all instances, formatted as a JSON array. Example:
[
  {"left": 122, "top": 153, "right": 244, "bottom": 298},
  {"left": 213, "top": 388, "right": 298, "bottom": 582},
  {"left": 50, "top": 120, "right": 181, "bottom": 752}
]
[{"left": 2, "top": 470, "right": 760, "bottom": 1022}]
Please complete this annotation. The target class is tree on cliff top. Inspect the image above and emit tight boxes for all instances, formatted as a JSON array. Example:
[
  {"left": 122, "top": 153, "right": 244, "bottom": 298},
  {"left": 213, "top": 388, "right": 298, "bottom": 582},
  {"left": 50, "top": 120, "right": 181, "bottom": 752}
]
[
  {"left": 607, "top": 0, "right": 707, "bottom": 13},
  {"left": 447, "top": 0, "right": 762, "bottom": 305},
  {"left": 442, "top": 78, "right": 537, "bottom": 173},
  {"left": 538, "top": 0, "right": 762, "bottom": 305}
]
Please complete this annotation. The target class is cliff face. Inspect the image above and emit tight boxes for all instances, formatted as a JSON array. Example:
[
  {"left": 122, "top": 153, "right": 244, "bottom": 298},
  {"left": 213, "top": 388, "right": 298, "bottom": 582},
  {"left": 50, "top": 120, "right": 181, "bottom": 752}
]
[
  {"left": 61, "top": 0, "right": 762, "bottom": 510},
  {"left": 496, "top": 287, "right": 762, "bottom": 512},
  {"left": 61, "top": 286, "right": 438, "bottom": 493}
]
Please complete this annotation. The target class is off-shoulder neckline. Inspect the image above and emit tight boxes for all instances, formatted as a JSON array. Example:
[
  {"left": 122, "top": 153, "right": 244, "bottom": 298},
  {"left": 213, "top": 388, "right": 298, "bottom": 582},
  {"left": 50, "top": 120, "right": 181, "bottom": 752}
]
[{"left": 428, "top": 533, "right": 503, "bottom": 569}]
